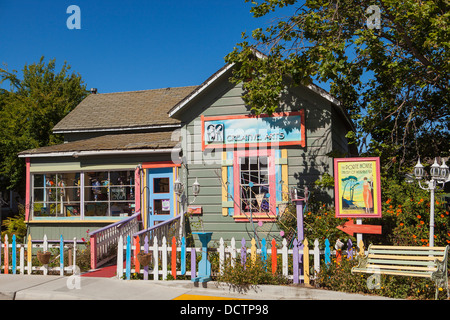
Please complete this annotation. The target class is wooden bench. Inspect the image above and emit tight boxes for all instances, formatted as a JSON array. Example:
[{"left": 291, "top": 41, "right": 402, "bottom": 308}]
[{"left": 352, "top": 244, "right": 449, "bottom": 299}]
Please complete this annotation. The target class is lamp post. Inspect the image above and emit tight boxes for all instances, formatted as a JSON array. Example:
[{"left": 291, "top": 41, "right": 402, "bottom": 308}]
[
  {"left": 174, "top": 177, "right": 201, "bottom": 239},
  {"left": 413, "top": 158, "right": 449, "bottom": 247}
]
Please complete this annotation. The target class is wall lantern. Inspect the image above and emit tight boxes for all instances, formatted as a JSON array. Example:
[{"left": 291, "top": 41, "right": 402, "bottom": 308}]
[
  {"left": 174, "top": 177, "right": 184, "bottom": 197},
  {"left": 192, "top": 178, "right": 200, "bottom": 197}
]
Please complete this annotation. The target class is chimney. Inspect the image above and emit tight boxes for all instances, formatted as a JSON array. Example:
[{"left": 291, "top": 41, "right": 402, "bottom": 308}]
[{"left": 90, "top": 88, "right": 98, "bottom": 94}]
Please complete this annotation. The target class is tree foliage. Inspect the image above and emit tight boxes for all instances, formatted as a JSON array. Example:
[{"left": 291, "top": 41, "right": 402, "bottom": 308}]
[
  {"left": 225, "top": 0, "right": 449, "bottom": 169},
  {"left": 0, "top": 57, "right": 88, "bottom": 193}
]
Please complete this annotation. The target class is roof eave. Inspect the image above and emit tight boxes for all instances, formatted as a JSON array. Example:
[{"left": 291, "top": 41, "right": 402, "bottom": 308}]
[
  {"left": 18, "top": 148, "right": 180, "bottom": 158},
  {"left": 53, "top": 123, "right": 181, "bottom": 134}
]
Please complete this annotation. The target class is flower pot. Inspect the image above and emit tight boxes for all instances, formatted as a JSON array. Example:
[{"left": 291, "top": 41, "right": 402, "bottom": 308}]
[
  {"left": 37, "top": 251, "right": 52, "bottom": 265},
  {"left": 137, "top": 252, "right": 152, "bottom": 267}
]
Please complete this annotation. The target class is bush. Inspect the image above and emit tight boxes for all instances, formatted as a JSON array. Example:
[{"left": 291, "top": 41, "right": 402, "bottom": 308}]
[{"left": 216, "top": 255, "right": 288, "bottom": 293}]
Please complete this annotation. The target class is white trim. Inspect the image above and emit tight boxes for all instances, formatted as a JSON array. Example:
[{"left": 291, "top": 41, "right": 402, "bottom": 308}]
[
  {"left": 53, "top": 123, "right": 181, "bottom": 134},
  {"left": 167, "top": 61, "right": 345, "bottom": 122},
  {"left": 19, "top": 148, "right": 180, "bottom": 158},
  {"left": 168, "top": 63, "right": 235, "bottom": 118}
]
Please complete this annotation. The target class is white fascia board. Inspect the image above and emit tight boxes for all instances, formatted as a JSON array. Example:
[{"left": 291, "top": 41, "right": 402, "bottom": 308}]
[
  {"left": 168, "top": 63, "right": 235, "bottom": 118},
  {"left": 19, "top": 148, "right": 180, "bottom": 158}
]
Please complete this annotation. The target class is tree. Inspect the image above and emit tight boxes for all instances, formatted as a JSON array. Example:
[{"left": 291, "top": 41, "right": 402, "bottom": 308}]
[
  {"left": 225, "top": 0, "right": 449, "bottom": 170},
  {"left": 0, "top": 57, "right": 88, "bottom": 194}
]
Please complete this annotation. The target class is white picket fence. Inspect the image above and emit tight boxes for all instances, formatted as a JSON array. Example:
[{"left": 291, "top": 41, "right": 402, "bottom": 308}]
[
  {"left": 117, "top": 235, "right": 361, "bottom": 283},
  {"left": 1, "top": 234, "right": 78, "bottom": 276}
]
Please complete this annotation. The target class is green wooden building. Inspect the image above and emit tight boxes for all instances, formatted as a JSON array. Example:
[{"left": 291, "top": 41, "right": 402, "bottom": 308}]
[{"left": 19, "top": 56, "right": 355, "bottom": 246}]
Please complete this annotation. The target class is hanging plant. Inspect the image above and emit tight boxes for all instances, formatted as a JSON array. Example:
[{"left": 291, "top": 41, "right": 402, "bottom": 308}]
[
  {"left": 136, "top": 252, "right": 152, "bottom": 267},
  {"left": 37, "top": 251, "right": 52, "bottom": 265}
]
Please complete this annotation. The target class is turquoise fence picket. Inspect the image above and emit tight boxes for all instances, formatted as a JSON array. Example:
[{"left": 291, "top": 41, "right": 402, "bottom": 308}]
[
  {"left": 181, "top": 237, "right": 186, "bottom": 275},
  {"left": 12, "top": 234, "right": 16, "bottom": 274}
]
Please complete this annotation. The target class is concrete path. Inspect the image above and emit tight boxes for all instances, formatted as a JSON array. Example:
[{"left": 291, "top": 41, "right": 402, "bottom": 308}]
[{"left": 0, "top": 274, "right": 393, "bottom": 300}]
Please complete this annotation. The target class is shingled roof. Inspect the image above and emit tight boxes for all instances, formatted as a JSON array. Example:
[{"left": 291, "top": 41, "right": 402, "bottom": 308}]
[
  {"left": 19, "top": 131, "right": 180, "bottom": 157},
  {"left": 53, "top": 86, "right": 198, "bottom": 133}
]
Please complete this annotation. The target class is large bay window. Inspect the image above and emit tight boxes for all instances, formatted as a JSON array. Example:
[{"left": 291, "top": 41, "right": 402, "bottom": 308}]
[{"left": 31, "top": 170, "right": 135, "bottom": 220}]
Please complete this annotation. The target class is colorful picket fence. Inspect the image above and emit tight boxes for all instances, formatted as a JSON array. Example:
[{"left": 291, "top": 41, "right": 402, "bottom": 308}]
[
  {"left": 117, "top": 235, "right": 363, "bottom": 282},
  {"left": 0, "top": 234, "right": 78, "bottom": 276}
]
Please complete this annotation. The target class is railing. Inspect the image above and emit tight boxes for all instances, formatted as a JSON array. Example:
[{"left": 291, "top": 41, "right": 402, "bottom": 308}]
[
  {"left": 133, "top": 215, "right": 181, "bottom": 246},
  {"left": 89, "top": 212, "right": 141, "bottom": 269},
  {"left": 116, "top": 235, "right": 361, "bottom": 282},
  {"left": 1, "top": 234, "right": 78, "bottom": 276}
]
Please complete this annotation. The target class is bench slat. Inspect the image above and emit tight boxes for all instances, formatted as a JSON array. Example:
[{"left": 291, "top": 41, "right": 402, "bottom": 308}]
[
  {"left": 368, "top": 258, "right": 436, "bottom": 267},
  {"left": 367, "top": 263, "right": 437, "bottom": 272},
  {"left": 367, "top": 254, "right": 443, "bottom": 261},
  {"left": 370, "top": 245, "right": 447, "bottom": 251},
  {"left": 352, "top": 268, "right": 433, "bottom": 278},
  {"left": 369, "top": 249, "right": 445, "bottom": 256}
]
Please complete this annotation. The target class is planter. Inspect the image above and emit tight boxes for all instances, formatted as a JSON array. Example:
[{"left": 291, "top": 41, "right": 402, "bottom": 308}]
[
  {"left": 37, "top": 251, "right": 52, "bottom": 265},
  {"left": 136, "top": 252, "right": 152, "bottom": 267}
]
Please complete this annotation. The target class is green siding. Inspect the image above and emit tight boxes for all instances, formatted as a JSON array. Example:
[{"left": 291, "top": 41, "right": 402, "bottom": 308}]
[
  {"left": 175, "top": 69, "right": 350, "bottom": 246},
  {"left": 27, "top": 223, "right": 110, "bottom": 242}
]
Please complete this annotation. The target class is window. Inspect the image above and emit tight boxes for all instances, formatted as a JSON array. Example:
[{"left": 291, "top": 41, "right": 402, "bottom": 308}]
[
  {"left": 233, "top": 149, "right": 276, "bottom": 221},
  {"left": 32, "top": 173, "right": 81, "bottom": 217},
  {"left": 84, "top": 171, "right": 135, "bottom": 217},
  {"left": 31, "top": 170, "right": 135, "bottom": 219}
]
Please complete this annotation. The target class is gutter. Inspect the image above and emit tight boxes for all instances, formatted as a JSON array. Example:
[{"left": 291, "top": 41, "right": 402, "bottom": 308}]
[{"left": 18, "top": 148, "right": 180, "bottom": 158}]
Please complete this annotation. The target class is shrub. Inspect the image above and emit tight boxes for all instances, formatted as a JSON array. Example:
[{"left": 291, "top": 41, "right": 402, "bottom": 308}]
[{"left": 216, "top": 255, "right": 288, "bottom": 293}]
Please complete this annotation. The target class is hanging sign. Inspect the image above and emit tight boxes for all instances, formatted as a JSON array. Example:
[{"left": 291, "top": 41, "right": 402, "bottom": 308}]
[
  {"left": 334, "top": 157, "right": 382, "bottom": 218},
  {"left": 201, "top": 111, "right": 305, "bottom": 150}
]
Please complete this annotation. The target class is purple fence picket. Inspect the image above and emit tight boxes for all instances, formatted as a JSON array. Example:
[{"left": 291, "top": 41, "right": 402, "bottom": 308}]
[
  {"left": 191, "top": 248, "right": 196, "bottom": 279},
  {"left": 240, "top": 238, "right": 247, "bottom": 268},
  {"left": 144, "top": 236, "right": 149, "bottom": 280},
  {"left": 293, "top": 238, "right": 299, "bottom": 284},
  {"left": 347, "top": 239, "right": 353, "bottom": 260}
]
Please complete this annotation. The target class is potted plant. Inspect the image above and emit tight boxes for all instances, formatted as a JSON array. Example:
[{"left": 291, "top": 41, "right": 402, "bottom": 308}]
[
  {"left": 136, "top": 252, "right": 152, "bottom": 267},
  {"left": 37, "top": 251, "right": 52, "bottom": 265}
]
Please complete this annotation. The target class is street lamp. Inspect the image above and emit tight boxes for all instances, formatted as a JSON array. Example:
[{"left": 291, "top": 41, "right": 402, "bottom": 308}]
[{"left": 413, "top": 157, "right": 449, "bottom": 247}]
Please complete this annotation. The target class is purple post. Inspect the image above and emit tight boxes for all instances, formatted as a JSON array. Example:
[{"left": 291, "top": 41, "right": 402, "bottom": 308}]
[
  {"left": 294, "top": 199, "right": 305, "bottom": 242},
  {"left": 144, "top": 236, "right": 149, "bottom": 280},
  {"left": 191, "top": 248, "right": 196, "bottom": 279}
]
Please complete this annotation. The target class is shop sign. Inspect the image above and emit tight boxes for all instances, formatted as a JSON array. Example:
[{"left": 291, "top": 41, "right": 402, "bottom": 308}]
[
  {"left": 201, "top": 111, "right": 305, "bottom": 150},
  {"left": 334, "top": 157, "right": 382, "bottom": 218}
]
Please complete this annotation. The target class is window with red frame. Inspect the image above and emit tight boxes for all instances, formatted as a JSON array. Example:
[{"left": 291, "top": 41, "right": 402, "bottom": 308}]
[{"left": 233, "top": 149, "right": 276, "bottom": 221}]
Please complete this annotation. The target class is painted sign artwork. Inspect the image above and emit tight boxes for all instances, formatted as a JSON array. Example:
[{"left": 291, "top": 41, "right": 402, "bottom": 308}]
[
  {"left": 201, "top": 111, "right": 305, "bottom": 150},
  {"left": 334, "top": 157, "right": 382, "bottom": 218}
]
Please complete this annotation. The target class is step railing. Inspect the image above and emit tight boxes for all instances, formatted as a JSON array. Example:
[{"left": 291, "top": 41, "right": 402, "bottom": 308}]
[
  {"left": 89, "top": 212, "right": 141, "bottom": 269},
  {"left": 133, "top": 215, "right": 181, "bottom": 246}
]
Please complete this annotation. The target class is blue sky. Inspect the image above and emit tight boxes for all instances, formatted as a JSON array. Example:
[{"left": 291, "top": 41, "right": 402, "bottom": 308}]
[{"left": 0, "top": 1, "right": 297, "bottom": 94}]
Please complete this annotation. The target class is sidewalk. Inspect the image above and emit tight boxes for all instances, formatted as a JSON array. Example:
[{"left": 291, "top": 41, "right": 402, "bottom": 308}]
[{"left": 0, "top": 274, "right": 393, "bottom": 300}]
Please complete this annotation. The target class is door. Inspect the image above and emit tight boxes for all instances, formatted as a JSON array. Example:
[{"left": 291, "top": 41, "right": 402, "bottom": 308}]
[{"left": 148, "top": 167, "right": 174, "bottom": 226}]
